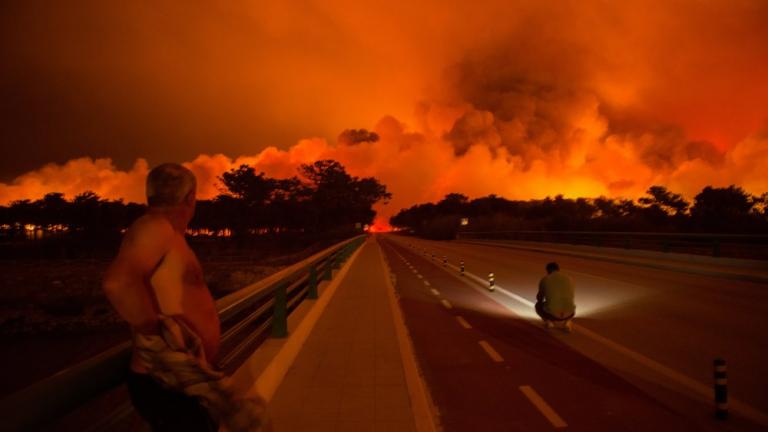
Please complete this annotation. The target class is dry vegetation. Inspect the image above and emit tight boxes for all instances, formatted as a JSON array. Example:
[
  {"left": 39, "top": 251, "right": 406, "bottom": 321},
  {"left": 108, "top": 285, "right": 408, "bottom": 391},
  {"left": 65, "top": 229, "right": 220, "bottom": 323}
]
[{"left": 0, "top": 236, "right": 338, "bottom": 397}]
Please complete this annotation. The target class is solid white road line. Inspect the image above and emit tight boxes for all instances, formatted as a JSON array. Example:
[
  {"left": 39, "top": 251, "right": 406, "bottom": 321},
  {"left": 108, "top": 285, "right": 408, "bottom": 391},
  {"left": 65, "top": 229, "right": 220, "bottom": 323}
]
[
  {"left": 456, "top": 316, "right": 472, "bottom": 329},
  {"left": 519, "top": 385, "right": 567, "bottom": 428},
  {"left": 478, "top": 340, "right": 504, "bottom": 362},
  {"left": 376, "top": 241, "right": 440, "bottom": 432},
  {"left": 441, "top": 299, "right": 452, "bottom": 309},
  {"left": 431, "top": 288, "right": 440, "bottom": 296}
]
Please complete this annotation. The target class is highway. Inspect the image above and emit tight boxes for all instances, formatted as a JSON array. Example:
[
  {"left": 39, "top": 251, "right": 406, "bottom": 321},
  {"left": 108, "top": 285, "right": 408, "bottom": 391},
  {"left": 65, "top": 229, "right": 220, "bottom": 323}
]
[{"left": 377, "top": 234, "right": 768, "bottom": 431}]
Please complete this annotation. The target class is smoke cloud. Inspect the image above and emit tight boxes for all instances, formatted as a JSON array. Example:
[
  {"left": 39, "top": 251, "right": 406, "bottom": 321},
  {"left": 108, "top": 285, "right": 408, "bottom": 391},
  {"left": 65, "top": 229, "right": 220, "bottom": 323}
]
[{"left": 1, "top": 0, "right": 767, "bottom": 227}]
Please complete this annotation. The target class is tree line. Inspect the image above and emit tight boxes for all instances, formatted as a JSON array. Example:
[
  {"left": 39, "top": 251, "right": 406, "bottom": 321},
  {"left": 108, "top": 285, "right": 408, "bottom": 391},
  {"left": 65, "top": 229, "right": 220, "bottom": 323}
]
[
  {"left": 390, "top": 186, "right": 768, "bottom": 239},
  {"left": 0, "top": 159, "right": 391, "bottom": 238}
]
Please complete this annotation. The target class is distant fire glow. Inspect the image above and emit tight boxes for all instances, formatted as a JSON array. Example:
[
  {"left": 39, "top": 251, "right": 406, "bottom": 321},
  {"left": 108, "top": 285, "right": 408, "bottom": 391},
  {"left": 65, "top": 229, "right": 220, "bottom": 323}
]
[
  {"left": 367, "top": 220, "right": 392, "bottom": 233},
  {"left": 186, "top": 228, "right": 232, "bottom": 238}
]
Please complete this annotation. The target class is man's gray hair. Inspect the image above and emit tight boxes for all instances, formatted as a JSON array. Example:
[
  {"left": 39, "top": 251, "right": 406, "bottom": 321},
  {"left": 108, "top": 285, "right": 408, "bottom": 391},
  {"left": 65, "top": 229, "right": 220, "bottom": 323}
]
[{"left": 146, "top": 163, "right": 196, "bottom": 207}]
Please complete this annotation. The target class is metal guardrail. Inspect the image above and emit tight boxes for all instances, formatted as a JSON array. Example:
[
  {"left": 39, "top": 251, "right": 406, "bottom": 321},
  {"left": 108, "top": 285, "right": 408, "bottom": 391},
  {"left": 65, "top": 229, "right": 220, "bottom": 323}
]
[
  {"left": 457, "top": 230, "right": 768, "bottom": 260},
  {"left": 0, "top": 235, "right": 366, "bottom": 431}
]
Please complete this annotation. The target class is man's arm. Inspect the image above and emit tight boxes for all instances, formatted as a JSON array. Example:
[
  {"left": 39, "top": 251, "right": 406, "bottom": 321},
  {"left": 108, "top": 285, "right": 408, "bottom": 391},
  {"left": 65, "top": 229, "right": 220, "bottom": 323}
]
[
  {"left": 102, "top": 218, "right": 174, "bottom": 328},
  {"left": 537, "top": 278, "right": 546, "bottom": 302}
]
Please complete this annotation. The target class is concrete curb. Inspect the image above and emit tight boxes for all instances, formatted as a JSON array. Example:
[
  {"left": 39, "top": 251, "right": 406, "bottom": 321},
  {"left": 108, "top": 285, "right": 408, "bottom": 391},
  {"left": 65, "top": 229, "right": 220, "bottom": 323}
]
[
  {"left": 232, "top": 239, "right": 366, "bottom": 402},
  {"left": 375, "top": 237, "right": 441, "bottom": 432},
  {"left": 457, "top": 240, "right": 768, "bottom": 285}
]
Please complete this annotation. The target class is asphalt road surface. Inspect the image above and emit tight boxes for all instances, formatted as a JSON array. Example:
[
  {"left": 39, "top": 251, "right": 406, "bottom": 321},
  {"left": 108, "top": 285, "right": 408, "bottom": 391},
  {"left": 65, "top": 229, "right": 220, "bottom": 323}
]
[{"left": 377, "top": 234, "right": 768, "bottom": 432}]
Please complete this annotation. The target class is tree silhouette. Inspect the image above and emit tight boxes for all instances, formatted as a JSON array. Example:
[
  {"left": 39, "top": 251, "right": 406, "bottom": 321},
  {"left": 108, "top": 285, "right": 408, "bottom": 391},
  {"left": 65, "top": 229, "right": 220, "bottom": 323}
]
[
  {"left": 390, "top": 185, "right": 767, "bottom": 237},
  {"left": 70, "top": 191, "right": 103, "bottom": 230},
  {"left": 691, "top": 185, "right": 755, "bottom": 231},
  {"left": 299, "top": 160, "right": 391, "bottom": 230},
  {"left": 0, "top": 159, "right": 392, "bottom": 259},
  {"left": 219, "top": 165, "right": 275, "bottom": 208},
  {"left": 639, "top": 186, "right": 689, "bottom": 215}
]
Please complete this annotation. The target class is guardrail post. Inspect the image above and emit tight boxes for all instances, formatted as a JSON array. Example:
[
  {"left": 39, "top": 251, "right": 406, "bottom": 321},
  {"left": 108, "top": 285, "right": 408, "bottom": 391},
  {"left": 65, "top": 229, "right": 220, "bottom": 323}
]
[
  {"left": 323, "top": 261, "right": 333, "bottom": 281},
  {"left": 714, "top": 358, "right": 728, "bottom": 419},
  {"left": 307, "top": 266, "right": 318, "bottom": 299},
  {"left": 713, "top": 240, "right": 721, "bottom": 257},
  {"left": 333, "top": 253, "right": 341, "bottom": 269},
  {"left": 272, "top": 282, "right": 288, "bottom": 338}
]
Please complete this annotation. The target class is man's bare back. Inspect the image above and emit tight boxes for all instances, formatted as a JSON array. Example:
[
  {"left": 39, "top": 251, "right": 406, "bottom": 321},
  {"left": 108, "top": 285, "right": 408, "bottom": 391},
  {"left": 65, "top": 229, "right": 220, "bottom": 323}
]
[{"left": 103, "top": 213, "right": 220, "bottom": 373}]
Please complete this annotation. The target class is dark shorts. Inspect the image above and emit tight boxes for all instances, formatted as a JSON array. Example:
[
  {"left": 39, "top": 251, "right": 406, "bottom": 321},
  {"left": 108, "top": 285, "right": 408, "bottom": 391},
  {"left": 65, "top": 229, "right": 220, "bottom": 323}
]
[
  {"left": 126, "top": 371, "right": 218, "bottom": 432},
  {"left": 535, "top": 302, "right": 574, "bottom": 322}
]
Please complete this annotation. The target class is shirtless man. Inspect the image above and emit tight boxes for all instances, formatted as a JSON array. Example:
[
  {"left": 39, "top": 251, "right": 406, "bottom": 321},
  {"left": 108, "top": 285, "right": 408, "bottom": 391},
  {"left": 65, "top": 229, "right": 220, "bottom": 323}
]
[{"left": 103, "top": 163, "right": 220, "bottom": 430}]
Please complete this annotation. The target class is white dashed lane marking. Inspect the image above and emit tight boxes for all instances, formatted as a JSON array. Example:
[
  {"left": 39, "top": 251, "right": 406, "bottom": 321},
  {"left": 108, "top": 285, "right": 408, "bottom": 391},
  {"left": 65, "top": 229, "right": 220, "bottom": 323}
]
[
  {"left": 519, "top": 385, "right": 568, "bottom": 428},
  {"left": 456, "top": 316, "right": 472, "bottom": 329},
  {"left": 478, "top": 340, "right": 504, "bottom": 362},
  {"left": 430, "top": 289, "right": 440, "bottom": 296},
  {"left": 441, "top": 299, "right": 453, "bottom": 309}
]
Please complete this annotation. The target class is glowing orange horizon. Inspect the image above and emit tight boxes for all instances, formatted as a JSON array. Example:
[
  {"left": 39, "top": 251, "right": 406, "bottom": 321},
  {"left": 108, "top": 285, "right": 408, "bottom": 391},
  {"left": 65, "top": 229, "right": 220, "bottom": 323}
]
[{"left": 0, "top": 1, "right": 766, "bottom": 217}]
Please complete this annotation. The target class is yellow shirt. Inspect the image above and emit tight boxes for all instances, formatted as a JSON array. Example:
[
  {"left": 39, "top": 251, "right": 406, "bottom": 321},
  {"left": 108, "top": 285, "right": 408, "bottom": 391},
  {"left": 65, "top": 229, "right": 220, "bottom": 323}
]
[{"left": 537, "top": 271, "right": 575, "bottom": 317}]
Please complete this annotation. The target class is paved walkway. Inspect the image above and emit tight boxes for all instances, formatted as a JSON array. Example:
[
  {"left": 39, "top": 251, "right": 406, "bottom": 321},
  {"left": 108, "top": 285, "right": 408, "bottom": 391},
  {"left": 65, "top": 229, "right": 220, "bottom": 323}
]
[{"left": 269, "top": 239, "right": 418, "bottom": 431}]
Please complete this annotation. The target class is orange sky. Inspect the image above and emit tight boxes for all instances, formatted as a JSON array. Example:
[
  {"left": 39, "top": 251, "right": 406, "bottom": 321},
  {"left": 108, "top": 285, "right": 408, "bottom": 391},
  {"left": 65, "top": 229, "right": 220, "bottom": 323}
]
[{"left": 1, "top": 0, "right": 767, "bottom": 224}]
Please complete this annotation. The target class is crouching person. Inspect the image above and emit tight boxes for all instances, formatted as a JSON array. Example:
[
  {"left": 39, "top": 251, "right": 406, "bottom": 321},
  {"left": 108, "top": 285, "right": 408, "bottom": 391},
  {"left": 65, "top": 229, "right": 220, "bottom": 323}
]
[{"left": 536, "top": 262, "right": 575, "bottom": 332}]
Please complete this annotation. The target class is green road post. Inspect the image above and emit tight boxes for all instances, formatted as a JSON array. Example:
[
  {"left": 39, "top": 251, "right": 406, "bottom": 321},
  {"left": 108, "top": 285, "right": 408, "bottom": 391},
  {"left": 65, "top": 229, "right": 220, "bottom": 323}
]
[
  {"left": 323, "top": 261, "right": 333, "bottom": 280},
  {"left": 272, "top": 283, "right": 288, "bottom": 338},
  {"left": 307, "top": 266, "right": 318, "bottom": 299}
]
